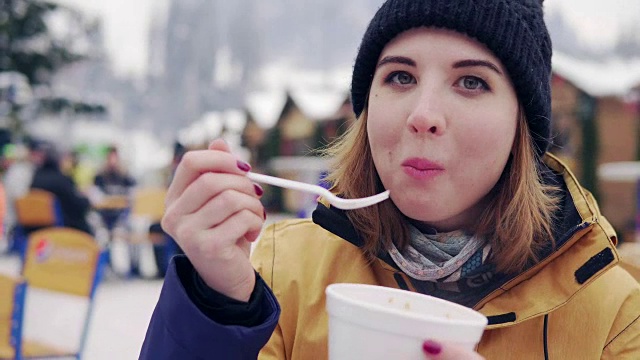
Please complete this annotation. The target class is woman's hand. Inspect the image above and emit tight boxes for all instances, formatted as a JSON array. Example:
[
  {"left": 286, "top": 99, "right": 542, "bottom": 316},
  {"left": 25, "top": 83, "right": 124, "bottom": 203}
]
[
  {"left": 161, "top": 139, "right": 265, "bottom": 302},
  {"left": 423, "top": 340, "right": 485, "bottom": 359}
]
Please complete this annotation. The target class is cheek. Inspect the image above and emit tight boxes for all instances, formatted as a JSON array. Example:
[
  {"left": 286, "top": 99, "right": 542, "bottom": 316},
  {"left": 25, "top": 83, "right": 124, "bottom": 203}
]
[
  {"left": 367, "top": 121, "right": 388, "bottom": 165},
  {"left": 454, "top": 132, "right": 511, "bottom": 199},
  {"left": 459, "top": 110, "right": 517, "bottom": 158},
  {"left": 454, "top": 118, "right": 516, "bottom": 190},
  {"left": 464, "top": 128, "right": 512, "bottom": 155},
  {"left": 367, "top": 106, "right": 400, "bottom": 149}
]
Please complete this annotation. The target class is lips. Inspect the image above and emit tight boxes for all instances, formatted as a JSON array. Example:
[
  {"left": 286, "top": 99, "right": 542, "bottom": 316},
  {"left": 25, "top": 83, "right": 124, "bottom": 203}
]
[
  {"left": 401, "top": 158, "right": 444, "bottom": 180},
  {"left": 402, "top": 158, "right": 444, "bottom": 171}
]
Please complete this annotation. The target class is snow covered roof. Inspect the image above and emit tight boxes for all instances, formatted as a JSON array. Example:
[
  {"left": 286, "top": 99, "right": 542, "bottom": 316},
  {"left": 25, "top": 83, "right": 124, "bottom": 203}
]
[
  {"left": 245, "top": 91, "right": 288, "bottom": 129},
  {"left": 552, "top": 52, "right": 640, "bottom": 98},
  {"left": 290, "top": 88, "right": 348, "bottom": 121},
  {"left": 246, "top": 63, "right": 351, "bottom": 127},
  {"left": 178, "top": 109, "right": 247, "bottom": 147}
]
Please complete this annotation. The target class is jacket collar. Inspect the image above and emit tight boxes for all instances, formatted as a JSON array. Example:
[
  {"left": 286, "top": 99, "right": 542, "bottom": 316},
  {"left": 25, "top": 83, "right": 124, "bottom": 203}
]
[{"left": 477, "top": 154, "right": 619, "bottom": 328}]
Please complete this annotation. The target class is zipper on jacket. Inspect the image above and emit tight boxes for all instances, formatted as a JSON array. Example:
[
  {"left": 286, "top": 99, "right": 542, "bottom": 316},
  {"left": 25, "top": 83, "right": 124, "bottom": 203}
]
[{"left": 543, "top": 314, "right": 549, "bottom": 360}]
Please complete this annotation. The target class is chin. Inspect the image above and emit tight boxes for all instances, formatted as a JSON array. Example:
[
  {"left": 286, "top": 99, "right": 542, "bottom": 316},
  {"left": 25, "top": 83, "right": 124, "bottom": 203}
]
[
  {"left": 394, "top": 201, "right": 443, "bottom": 222},
  {"left": 393, "top": 194, "right": 461, "bottom": 223}
]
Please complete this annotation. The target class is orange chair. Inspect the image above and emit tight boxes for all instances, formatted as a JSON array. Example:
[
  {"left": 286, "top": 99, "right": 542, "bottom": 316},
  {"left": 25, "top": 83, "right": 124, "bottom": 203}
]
[
  {"left": 11, "top": 190, "right": 64, "bottom": 256},
  {"left": 2, "top": 227, "right": 107, "bottom": 359},
  {"left": 131, "top": 187, "right": 166, "bottom": 221},
  {"left": 94, "top": 195, "right": 130, "bottom": 211},
  {"left": 130, "top": 188, "right": 176, "bottom": 277},
  {"left": 14, "top": 190, "right": 63, "bottom": 228}
]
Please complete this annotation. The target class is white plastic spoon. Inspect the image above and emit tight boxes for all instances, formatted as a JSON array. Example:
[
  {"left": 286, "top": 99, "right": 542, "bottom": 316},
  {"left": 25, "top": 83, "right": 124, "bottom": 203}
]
[{"left": 246, "top": 172, "right": 390, "bottom": 210}]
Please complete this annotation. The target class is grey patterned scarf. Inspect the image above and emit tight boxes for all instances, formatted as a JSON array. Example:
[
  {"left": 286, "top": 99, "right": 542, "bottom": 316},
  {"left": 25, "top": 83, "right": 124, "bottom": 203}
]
[{"left": 388, "top": 225, "right": 491, "bottom": 282}]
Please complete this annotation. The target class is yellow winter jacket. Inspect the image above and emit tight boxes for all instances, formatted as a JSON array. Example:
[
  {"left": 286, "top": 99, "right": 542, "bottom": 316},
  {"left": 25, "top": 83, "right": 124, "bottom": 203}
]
[{"left": 251, "top": 154, "right": 640, "bottom": 359}]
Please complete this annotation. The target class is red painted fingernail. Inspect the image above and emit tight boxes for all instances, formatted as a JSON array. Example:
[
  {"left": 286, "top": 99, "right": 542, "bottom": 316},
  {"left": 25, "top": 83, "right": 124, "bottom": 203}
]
[
  {"left": 423, "top": 340, "right": 442, "bottom": 355},
  {"left": 254, "top": 183, "right": 264, "bottom": 196},
  {"left": 237, "top": 160, "right": 251, "bottom": 172},
  {"left": 263, "top": 209, "right": 267, "bottom": 220}
]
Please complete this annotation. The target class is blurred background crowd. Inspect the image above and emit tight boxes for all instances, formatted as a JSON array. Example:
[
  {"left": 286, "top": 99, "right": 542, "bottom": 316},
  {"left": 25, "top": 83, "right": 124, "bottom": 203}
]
[{"left": 0, "top": 0, "right": 639, "bottom": 359}]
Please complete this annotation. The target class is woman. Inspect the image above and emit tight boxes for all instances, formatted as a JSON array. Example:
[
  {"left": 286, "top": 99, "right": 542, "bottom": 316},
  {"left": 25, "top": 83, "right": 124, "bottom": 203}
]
[{"left": 141, "top": 0, "right": 640, "bottom": 359}]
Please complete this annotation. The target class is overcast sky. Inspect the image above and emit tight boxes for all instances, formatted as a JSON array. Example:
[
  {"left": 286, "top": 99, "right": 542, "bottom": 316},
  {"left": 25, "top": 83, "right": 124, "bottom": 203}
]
[{"left": 53, "top": 0, "right": 640, "bottom": 79}]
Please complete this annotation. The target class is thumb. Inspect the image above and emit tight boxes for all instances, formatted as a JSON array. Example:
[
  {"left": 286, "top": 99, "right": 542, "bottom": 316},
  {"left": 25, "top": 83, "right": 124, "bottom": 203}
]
[
  {"left": 209, "top": 138, "right": 231, "bottom": 152},
  {"left": 423, "top": 340, "right": 484, "bottom": 360}
]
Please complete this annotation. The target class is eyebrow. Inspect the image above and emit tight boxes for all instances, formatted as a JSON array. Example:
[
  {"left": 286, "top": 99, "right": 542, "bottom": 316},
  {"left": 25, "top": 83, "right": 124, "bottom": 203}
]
[
  {"left": 377, "top": 56, "right": 503, "bottom": 76},
  {"left": 377, "top": 56, "right": 416, "bottom": 69},
  {"left": 453, "top": 59, "right": 503, "bottom": 75}
]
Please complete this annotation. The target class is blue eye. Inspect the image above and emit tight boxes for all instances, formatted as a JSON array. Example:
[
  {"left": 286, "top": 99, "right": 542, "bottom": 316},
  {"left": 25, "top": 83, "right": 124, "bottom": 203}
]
[
  {"left": 459, "top": 76, "right": 489, "bottom": 91},
  {"left": 386, "top": 71, "right": 416, "bottom": 85}
]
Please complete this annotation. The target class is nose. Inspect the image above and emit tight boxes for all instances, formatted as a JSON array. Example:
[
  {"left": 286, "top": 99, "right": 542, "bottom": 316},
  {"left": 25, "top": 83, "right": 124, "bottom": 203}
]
[{"left": 406, "top": 89, "right": 446, "bottom": 136}]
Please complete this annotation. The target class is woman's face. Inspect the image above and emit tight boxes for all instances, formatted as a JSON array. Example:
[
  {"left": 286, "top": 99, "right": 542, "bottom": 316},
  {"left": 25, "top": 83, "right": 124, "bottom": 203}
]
[{"left": 367, "top": 28, "right": 518, "bottom": 232}]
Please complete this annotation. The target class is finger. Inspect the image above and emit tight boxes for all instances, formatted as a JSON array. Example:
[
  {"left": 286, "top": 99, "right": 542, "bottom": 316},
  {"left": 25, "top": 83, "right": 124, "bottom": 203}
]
[
  {"left": 168, "top": 191, "right": 263, "bottom": 251},
  {"left": 209, "top": 138, "right": 230, "bottom": 152},
  {"left": 173, "top": 172, "right": 259, "bottom": 215},
  {"left": 423, "top": 340, "right": 484, "bottom": 360},
  {"left": 188, "top": 209, "right": 264, "bottom": 260},
  {"left": 166, "top": 149, "right": 251, "bottom": 205},
  {"left": 244, "top": 227, "right": 263, "bottom": 243},
  {"left": 182, "top": 190, "right": 264, "bottom": 234}
]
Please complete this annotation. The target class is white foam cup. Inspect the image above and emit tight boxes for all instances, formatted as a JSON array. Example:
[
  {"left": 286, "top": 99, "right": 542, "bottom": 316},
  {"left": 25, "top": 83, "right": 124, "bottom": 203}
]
[{"left": 325, "top": 283, "right": 488, "bottom": 359}]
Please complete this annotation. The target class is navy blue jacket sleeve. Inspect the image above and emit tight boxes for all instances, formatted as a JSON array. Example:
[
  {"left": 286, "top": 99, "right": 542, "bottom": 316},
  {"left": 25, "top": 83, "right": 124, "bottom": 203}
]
[{"left": 139, "top": 257, "right": 280, "bottom": 360}]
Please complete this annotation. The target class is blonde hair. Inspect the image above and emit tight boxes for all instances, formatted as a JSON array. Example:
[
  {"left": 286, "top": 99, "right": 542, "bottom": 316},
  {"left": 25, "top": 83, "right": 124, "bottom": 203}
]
[{"left": 323, "top": 108, "right": 560, "bottom": 274}]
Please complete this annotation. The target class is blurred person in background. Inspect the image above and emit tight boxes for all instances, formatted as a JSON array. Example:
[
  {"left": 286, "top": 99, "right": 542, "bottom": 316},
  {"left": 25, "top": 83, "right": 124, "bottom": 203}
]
[
  {"left": 61, "top": 148, "right": 96, "bottom": 194},
  {"left": 29, "top": 140, "right": 93, "bottom": 235},
  {"left": 91, "top": 145, "right": 137, "bottom": 275},
  {"left": 92, "top": 145, "right": 137, "bottom": 233}
]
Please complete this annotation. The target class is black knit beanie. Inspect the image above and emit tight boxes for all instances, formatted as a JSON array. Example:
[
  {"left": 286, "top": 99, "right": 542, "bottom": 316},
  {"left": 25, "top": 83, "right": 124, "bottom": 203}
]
[{"left": 351, "top": 0, "right": 553, "bottom": 156}]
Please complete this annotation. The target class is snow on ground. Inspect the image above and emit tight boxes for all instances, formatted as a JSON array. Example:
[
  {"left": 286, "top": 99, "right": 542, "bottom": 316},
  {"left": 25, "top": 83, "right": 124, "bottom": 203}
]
[{"left": 84, "top": 278, "right": 163, "bottom": 359}]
